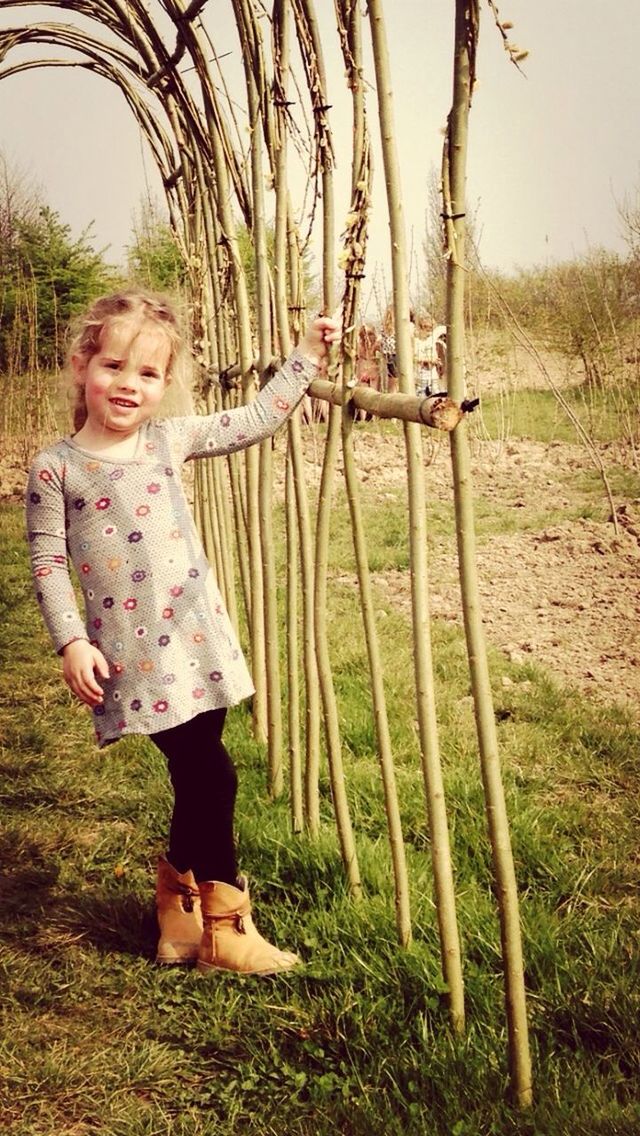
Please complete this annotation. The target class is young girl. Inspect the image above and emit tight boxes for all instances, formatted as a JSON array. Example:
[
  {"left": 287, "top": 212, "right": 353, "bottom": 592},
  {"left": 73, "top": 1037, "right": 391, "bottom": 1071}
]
[{"left": 26, "top": 290, "right": 338, "bottom": 976}]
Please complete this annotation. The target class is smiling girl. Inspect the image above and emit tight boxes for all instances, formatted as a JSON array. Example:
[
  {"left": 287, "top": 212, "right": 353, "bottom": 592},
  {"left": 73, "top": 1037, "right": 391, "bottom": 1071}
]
[{"left": 26, "top": 290, "right": 338, "bottom": 976}]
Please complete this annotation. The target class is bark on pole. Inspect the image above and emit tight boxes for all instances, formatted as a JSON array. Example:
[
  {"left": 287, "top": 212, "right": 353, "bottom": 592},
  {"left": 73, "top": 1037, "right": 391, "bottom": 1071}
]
[
  {"left": 272, "top": 0, "right": 301, "bottom": 827},
  {"left": 293, "top": 0, "right": 362, "bottom": 895},
  {"left": 445, "top": 0, "right": 533, "bottom": 1104},
  {"left": 235, "top": 0, "right": 284, "bottom": 796},
  {"left": 367, "top": 0, "right": 465, "bottom": 1031},
  {"left": 336, "top": 0, "right": 411, "bottom": 947}
]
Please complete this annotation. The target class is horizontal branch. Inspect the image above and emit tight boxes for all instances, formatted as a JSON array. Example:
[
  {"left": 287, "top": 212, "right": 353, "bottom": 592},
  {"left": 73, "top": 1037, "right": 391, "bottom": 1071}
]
[
  {"left": 205, "top": 359, "right": 476, "bottom": 430},
  {"left": 307, "top": 379, "right": 473, "bottom": 431}
]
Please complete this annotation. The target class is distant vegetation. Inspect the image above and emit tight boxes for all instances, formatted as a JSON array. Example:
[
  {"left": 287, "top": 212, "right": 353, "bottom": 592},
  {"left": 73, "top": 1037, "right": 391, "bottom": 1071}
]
[{"left": 1, "top": 151, "right": 639, "bottom": 457}]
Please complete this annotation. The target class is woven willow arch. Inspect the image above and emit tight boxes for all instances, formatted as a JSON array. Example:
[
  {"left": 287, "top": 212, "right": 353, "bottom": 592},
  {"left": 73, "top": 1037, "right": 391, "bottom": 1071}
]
[{"left": 0, "top": 0, "right": 532, "bottom": 1105}]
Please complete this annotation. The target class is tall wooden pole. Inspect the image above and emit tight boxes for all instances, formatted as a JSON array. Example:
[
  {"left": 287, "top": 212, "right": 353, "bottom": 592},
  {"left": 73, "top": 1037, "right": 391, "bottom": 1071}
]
[
  {"left": 445, "top": 0, "right": 532, "bottom": 1103},
  {"left": 367, "top": 0, "right": 465, "bottom": 1030}
]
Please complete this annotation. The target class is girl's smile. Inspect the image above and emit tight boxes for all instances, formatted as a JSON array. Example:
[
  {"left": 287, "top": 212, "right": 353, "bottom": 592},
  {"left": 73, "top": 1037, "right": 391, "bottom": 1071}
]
[{"left": 72, "top": 318, "right": 171, "bottom": 445}]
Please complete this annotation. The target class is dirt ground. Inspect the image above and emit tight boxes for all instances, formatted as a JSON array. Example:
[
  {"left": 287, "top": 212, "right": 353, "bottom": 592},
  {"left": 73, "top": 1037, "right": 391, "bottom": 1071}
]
[
  {"left": 3, "top": 398, "right": 639, "bottom": 720},
  {"left": 337, "top": 428, "right": 640, "bottom": 719}
]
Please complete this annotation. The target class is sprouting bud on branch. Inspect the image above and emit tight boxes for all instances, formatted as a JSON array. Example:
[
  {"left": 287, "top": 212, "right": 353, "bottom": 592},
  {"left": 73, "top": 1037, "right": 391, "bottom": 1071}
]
[{"left": 487, "top": 0, "right": 529, "bottom": 71}]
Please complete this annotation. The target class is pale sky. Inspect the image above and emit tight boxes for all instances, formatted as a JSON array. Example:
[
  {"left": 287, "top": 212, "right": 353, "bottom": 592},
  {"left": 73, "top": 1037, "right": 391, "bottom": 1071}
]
[{"left": 0, "top": 1, "right": 638, "bottom": 303}]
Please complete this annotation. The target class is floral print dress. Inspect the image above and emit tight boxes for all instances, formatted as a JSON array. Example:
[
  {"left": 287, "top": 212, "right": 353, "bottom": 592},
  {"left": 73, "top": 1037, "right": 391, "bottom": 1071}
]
[{"left": 26, "top": 350, "right": 316, "bottom": 747}]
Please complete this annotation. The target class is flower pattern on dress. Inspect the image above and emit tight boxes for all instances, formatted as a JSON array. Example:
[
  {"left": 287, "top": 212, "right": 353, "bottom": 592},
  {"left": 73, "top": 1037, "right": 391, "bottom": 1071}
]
[{"left": 26, "top": 348, "right": 315, "bottom": 746}]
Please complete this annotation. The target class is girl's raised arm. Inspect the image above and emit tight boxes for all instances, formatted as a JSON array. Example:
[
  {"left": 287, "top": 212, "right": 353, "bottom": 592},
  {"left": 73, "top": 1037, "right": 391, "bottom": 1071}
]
[{"left": 165, "top": 317, "right": 339, "bottom": 463}]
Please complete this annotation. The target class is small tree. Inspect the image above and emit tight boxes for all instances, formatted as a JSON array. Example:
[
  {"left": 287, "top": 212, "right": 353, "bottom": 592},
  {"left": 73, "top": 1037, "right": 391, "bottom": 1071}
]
[
  {"left": 0, "top": 204, "right": 113, "bottom": 373},
  {"left": 127, "top": 198, "right": 186, "bottom": 292}
]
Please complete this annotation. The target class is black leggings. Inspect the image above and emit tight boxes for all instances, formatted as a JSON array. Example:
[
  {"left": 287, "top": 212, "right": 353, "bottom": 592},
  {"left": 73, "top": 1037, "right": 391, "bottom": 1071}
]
[{"left": 151, "top": 708, "right": 238, "bottom": 885}]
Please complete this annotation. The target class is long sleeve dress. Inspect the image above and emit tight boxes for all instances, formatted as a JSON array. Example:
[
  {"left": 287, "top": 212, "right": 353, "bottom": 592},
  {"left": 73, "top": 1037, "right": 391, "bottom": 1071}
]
[{"left": 25, "top": 349, "right": 317, "bottom": 747}]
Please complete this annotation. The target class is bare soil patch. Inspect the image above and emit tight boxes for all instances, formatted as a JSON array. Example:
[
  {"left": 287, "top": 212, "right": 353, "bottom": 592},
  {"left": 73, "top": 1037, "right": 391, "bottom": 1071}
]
[{"left": 352, "top": 429, "right": 640, "bottom": 718}]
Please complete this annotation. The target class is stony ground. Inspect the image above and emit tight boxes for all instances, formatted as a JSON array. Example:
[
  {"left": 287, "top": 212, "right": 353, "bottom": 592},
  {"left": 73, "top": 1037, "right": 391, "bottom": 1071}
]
[{"left": 3, "top": 385, "right": 639, "bottom": 719}]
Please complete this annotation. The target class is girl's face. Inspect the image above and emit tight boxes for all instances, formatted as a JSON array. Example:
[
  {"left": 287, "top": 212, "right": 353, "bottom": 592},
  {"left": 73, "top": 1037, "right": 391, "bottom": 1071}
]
[{"left": 73, "top": 318, "right": 171, "bottom": 438}]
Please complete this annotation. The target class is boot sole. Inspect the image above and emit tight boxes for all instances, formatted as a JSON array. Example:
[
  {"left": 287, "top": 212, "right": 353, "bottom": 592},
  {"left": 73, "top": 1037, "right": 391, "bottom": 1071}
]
[{"left": 196, "top": 959, "right": 299, "bottom": 977}]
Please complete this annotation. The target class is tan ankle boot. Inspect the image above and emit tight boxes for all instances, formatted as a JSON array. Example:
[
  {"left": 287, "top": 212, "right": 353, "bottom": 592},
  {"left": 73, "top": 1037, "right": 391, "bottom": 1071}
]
[
  {"left": 197, "top": 877, "right": 299, "bottom": 976},
  {"left": 155, "top": 856, "right": 203, "bottom": 965}
]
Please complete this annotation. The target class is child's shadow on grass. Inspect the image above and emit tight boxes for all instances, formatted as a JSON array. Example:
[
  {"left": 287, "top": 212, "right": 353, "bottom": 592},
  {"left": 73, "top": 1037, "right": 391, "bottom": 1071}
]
[
  {"left": 0, "top": 866, "right": 157, "bottom": 962},
  {"left": 61, "top": 889, "right": 158, "bottom": 961}
]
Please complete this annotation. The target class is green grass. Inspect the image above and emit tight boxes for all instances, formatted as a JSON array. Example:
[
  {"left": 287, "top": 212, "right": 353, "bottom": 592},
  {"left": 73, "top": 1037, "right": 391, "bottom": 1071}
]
[
  {"left": 476, "top": 384, "right": 638, "bottom": 447},
  {"left": 2, "top": 484, "right": 640, "bottom": 1135}
]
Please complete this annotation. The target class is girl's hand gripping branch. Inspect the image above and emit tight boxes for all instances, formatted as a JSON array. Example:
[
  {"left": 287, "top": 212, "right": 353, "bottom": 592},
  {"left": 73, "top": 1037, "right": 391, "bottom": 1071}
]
[
  {"left": 62, "top": 640, "right": 110, "bottom": 708},
  {"left": 298, "top": 315, "right": 341, "bottom": 369}
]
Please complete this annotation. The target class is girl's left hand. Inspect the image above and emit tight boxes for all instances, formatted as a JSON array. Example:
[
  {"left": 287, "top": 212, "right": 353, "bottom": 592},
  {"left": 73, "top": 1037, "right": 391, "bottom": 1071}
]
[{"left": 299, "top": 316, "right": 341, "bottom": 368}]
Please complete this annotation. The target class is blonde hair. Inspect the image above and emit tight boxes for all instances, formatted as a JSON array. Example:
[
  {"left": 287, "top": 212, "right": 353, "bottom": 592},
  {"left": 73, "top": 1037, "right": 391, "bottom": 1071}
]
[{"left": 68, "top": 290, "right": 184, "bottom": 433}]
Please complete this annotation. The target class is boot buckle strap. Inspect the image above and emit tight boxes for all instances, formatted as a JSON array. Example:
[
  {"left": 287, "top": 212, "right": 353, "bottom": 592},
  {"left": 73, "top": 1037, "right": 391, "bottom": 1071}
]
[
  {"left": 178, "top": 884, "right": 196, "bottom": 912},
  {"left": 205, "top": 909, "right": 249, "bottom": 933}
]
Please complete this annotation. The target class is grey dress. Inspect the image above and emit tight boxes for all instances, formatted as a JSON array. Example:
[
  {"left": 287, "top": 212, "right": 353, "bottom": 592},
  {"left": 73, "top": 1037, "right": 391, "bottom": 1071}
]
[{"left": 26, "top": 349, "right": 317, "bottom": 747}]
